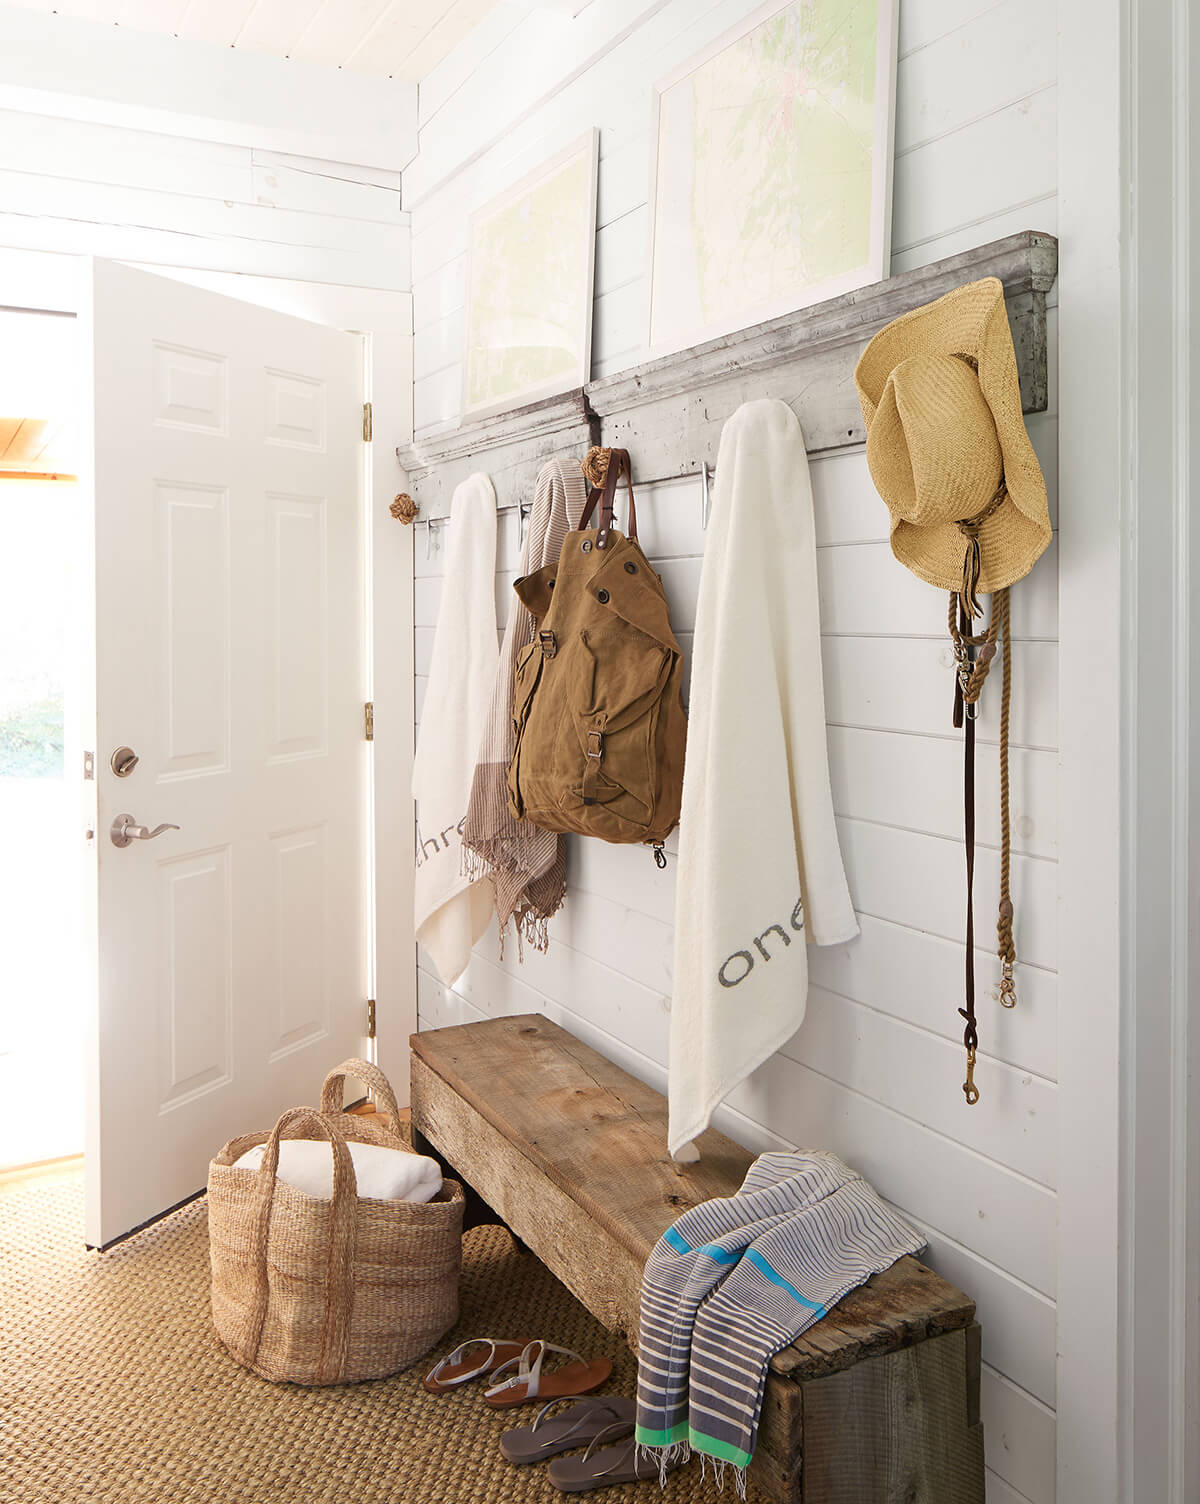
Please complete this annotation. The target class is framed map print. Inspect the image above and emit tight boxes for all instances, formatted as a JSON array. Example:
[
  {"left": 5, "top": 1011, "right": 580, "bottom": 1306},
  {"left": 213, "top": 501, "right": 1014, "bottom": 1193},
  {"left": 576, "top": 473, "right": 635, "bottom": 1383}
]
[
  {"left": 462, "top": 130, "right": 599, "bottom": 420},
  {"left": 647, "top": 0, "right": 898, "bottom": 356}
]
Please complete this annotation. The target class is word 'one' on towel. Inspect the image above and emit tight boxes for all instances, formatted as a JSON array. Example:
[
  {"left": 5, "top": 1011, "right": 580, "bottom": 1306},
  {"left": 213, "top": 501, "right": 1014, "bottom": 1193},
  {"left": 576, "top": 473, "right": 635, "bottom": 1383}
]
[
  {"left": 635, "top": 1150, "right": 924, "bottom": 1488},
  {"left": 668, "top": 399, "right": 858, "bottom": 1161},
  {"left": 412, "top": 473, "right": 498, "bottom": 986}
]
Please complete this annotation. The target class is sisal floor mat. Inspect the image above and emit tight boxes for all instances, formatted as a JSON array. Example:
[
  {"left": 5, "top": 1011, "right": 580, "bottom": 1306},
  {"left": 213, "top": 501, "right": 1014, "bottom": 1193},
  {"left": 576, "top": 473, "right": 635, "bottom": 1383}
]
[{"left": 0, "top": 1167, "right": 765, "bottom": 1503}]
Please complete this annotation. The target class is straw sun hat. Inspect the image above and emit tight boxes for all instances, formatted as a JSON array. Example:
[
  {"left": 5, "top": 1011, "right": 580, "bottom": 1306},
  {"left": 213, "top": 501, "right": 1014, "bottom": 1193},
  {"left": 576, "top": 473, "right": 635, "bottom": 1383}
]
[{"left": 854, "top": 277, "right": 1050, "bottom": 606}]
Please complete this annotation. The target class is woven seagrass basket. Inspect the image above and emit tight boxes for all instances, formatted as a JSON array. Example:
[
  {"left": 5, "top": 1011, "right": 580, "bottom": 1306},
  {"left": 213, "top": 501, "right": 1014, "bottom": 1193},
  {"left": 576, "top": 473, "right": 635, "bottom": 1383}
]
[{"left": 207, "top": 1059, "right": 464, "bottom": 1386}]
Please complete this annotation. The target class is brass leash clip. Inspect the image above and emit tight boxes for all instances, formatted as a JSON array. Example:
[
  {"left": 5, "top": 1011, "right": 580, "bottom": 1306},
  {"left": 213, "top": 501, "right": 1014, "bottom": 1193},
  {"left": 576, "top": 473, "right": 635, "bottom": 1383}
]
[
  {"left": 962, "top": 1046, "right": 980, "bottom": 1106},
  {"left": 999, "top": 960, "right": 1017, "bottom": 1009}
]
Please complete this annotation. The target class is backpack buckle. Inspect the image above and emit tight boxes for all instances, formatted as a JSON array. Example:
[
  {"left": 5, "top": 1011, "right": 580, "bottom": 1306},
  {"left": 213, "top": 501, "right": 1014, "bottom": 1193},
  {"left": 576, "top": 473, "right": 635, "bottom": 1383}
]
[
  {"left": 539, "top": 630, "right": 558, "bottom": 660},
  {"left": 586, "top": 730, "right": 603, "bottom": 759}
]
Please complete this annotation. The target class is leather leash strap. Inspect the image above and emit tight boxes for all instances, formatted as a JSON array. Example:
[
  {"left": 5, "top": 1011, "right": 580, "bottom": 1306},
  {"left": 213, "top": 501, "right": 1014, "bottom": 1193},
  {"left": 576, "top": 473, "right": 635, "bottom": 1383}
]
[{"left": 954, "top": 602, "right": 981, "bottom": 1106}]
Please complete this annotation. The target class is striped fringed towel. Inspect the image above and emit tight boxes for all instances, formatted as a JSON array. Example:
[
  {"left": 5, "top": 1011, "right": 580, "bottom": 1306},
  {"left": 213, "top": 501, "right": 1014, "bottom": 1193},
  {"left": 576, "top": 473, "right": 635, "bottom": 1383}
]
[
  {"left": 461, "top": 457, "right": 586, "bottom": 954},
  {"left": 635, "top": 1152, "right": 925, "bottom": 1492}
]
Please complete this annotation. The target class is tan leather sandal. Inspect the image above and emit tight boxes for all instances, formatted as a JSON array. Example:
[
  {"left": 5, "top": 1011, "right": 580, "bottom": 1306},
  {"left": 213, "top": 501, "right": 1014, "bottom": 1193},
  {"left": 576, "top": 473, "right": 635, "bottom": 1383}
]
[
  {"left": 422, "top": 1338, "right": 530, "bottom": 1394},
  {"left": 483, "top": 1340, "right": 613, "bottom": 1410}
]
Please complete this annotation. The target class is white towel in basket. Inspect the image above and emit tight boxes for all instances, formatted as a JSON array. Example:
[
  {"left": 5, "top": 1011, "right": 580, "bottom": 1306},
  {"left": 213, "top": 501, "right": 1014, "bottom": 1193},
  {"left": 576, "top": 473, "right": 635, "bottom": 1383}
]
[{"left": 234, "top": 1138, "right": 443, "bottom": 1203}]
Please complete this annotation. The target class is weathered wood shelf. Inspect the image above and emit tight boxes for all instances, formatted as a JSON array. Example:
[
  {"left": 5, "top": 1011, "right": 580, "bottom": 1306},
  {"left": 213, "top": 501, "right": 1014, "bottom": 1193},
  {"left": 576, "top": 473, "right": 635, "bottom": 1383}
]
[
  {"left": 411, "top": 1014, "right": 985, "bottom": 1504},
  {"left": 398, "top": 229, "right": 1057, "bottom": 521}
]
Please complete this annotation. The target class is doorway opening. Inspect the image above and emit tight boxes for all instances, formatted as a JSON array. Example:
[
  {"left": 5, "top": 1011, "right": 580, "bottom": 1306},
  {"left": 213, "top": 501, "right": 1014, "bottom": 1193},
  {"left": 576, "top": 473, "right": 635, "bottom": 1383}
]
[{"left": 0, "top": 305, "right": 83, "bottom": 1173}]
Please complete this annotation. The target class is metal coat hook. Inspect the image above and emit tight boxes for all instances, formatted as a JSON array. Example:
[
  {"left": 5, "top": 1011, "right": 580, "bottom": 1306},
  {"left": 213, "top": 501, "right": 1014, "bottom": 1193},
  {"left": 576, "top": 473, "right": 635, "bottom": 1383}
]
[
  {"left": 517, "top": 502, "right": 532, "bottom": 551},
  {"left": 701, "top": 462, "right": 713, "bottom": 529},
  {"left": 425, "top": 515, "right": 447, "bottom": 561}
]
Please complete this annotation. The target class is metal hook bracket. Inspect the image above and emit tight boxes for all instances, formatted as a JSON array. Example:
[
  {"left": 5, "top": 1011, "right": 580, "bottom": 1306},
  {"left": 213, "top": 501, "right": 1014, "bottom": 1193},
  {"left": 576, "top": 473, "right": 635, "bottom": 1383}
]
[{"left": 425, "top": 515, "right": 447, "bottom": 561}]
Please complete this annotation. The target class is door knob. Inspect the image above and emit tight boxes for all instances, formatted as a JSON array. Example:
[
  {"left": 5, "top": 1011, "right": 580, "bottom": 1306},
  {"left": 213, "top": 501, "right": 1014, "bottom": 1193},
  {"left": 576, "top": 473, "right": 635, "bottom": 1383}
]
[{"left": 110, "top": 813, "right": 180, "bottom": 848}]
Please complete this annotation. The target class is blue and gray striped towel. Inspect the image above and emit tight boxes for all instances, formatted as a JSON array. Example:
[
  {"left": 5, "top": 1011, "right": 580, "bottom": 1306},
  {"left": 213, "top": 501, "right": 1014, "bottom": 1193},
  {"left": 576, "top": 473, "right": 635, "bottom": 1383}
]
[{"left": 634, "top": 1151, "right": 924, "bottom": 1486}]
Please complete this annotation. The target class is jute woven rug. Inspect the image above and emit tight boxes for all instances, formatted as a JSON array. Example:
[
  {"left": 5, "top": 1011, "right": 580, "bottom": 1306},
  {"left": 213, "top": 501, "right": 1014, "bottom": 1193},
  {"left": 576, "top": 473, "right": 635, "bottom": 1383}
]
[{"left": 0, "top": 1166, "right": 766, "bottom": 1504}]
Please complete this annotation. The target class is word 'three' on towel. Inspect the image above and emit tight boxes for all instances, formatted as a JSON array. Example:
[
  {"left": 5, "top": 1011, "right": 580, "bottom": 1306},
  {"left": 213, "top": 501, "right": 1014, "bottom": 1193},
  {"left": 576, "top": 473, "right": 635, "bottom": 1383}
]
[
  {"left": 668, "top": 399, "right": 858, "bottom": 1161},
  {"left": 412, "top": 472, "right": 498, "bottom": 985}
]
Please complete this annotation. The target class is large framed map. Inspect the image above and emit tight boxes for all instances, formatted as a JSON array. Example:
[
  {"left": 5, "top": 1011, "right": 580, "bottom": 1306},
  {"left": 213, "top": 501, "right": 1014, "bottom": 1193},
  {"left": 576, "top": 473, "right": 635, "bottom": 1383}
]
[
  {"left": 462, "top": 131, "right": 599, "bottom": 420},
  {"left": 647, "top": 0, "right": 897, "bottom": 356}
]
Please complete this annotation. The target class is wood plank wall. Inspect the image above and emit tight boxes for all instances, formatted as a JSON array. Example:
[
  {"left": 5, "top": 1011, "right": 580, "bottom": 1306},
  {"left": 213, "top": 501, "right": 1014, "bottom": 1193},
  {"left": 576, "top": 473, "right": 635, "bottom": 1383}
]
[
  {"left": 0, "top": 109, "right": 409, "bottom": 287},
  {"left": 407, "top": 5, "right": 1059, "bottom": 1503}
]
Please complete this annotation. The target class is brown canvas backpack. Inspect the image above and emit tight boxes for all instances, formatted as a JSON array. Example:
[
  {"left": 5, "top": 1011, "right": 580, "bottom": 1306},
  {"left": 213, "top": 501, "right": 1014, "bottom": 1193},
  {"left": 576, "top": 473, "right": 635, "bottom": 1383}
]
[{"left": 506, "top": 449, "right": 687, "bottom": 853}]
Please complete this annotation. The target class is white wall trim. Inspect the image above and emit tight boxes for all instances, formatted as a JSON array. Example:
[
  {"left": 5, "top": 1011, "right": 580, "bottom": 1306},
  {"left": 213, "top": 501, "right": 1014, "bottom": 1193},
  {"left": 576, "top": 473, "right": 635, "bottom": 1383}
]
[
  {"left": 0, "top": 3, "right": 417, "bottom": 170},
  {"left": 1055, "top": 1, "right": 1123, "bottom": 1499},
  {"left": 1059, "top": 1, "right": 1200, "bottom": 1501},
  {"left": 1118, "top": 0, "right": 1199, "bottom": 1499}
]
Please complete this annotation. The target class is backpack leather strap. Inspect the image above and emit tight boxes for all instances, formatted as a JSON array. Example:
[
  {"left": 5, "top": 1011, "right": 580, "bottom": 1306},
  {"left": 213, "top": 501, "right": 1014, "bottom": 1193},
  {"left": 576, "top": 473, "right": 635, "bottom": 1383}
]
[
  {"left": 581, "top": 717, "right": 606, "bottom": 805},
  {"left": 579, "top": 449, "right": 638, "bottom": 547}
]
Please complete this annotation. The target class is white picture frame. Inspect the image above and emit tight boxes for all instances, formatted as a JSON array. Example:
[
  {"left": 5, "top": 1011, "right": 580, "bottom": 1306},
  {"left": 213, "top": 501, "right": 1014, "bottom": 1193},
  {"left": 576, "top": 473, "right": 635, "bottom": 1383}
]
[
  {"left": 461, "top": 129, "right": 600, "bottom": 421},
  {"left": 646, "top": 0, "right": 898, "bottom": 359}
]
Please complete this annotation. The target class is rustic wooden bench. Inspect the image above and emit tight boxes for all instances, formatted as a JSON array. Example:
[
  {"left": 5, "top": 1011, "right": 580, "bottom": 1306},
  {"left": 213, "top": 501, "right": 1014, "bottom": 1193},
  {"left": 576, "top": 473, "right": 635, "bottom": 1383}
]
[{"left": 410, "top": 1015, "right": 985, "bottom": 1504}]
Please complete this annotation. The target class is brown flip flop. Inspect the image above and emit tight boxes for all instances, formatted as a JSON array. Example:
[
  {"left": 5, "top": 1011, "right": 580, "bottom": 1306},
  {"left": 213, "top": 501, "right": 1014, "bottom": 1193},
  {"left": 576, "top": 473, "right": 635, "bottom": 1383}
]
[
  {"left": 483, "top": 1341, "right": 613, "bottom": 1410},
  {"left": 547, "top": 1427, "right": 685, "bottom": 1492},
  {"left": 499, "top": 1395, "right": 635, "bottom": 1464},
  {"left": 423, "top": 1338, "right": 530, "bottom": 1394}
]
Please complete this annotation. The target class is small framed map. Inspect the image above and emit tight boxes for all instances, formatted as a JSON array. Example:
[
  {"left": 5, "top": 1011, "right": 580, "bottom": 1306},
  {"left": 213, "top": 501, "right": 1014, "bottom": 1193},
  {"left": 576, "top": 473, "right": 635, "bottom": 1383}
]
[
  {"left": 462, "top": 131, "right": 599, "bottom": 420},
  {"left": 647, "top": 0, "right": 898, "bottom": 356}
]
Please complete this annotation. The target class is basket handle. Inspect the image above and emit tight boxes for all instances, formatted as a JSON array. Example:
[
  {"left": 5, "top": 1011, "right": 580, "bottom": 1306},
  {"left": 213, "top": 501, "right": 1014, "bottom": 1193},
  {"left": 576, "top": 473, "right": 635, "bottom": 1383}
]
[
  {"left": 320, "top": 1058, "right": 405, "bottom": 1140},
  {"left": 242, "top": 1106, "right": 359, "bottom": 1384}
]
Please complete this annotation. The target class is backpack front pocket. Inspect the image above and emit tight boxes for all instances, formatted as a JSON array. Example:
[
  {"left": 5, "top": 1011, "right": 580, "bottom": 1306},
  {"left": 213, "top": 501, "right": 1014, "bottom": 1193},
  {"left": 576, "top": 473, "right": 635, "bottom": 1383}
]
[{"left": 561, "top": 624, "right": 673, "bottom": 825}]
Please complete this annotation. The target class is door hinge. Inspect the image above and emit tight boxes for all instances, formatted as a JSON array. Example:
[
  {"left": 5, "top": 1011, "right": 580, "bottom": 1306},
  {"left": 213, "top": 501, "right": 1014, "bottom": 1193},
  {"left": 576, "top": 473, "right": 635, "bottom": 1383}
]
[
  {"left": 364, "top": 701, "right": 374, "bottom": 741},
  {"left": 362, "top": 402, "right": 373, "bottom": 441},
  {"left": 367, "top": 998, "right": 377, "bottom": 1039}
]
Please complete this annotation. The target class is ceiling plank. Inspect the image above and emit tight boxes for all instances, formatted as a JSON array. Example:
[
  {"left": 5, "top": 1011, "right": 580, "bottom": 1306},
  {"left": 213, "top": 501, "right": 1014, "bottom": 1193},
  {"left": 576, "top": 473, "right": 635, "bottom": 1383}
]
[
  {"left": 234, "top": 0, "right": 327, "bottom": 56},
  {"left": 0, "top": 6, "right": 418, "bottom": 166},
  {"left": 110, "top": 0, "right": 191, "bottom": 27},
  {"left": 175, "top": 0, "right": 257, "bottom": 47},
  {"left": 385, "top": 0, "right": 499, "bottom": 82},
  {"left": 287, "top": 0, "right": 394, "bottom": 67},
  {"left": 345, "top": 0, "right": 450, "bottom": 77},
  {"left": 3, "top": 418, "right": 51, "bottom": 461},
  {"left": 3, "top": 0, "right": 490, "bottom": 79}
]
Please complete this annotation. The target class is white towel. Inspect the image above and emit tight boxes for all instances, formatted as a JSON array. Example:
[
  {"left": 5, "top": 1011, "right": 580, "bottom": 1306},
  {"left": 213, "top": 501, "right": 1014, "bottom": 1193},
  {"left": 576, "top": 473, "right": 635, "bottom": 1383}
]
[
  {"left": 668, "top": 399, "right": 858, "bottom": 1160},
  {"left": 413, "top": 473, "right": 499, "bottom": 985},
  {"left": 235, "top": 1138, "right": 443, "bottom": 1203}
]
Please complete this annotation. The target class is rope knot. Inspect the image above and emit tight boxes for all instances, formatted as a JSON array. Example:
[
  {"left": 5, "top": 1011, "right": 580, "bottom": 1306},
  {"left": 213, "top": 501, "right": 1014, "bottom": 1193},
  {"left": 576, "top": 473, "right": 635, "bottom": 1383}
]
[
  {"left": 581, "top": 447, "right": 611, "bottom": 488},
  {"left": 390, "top": 492, "right": 418, "bottom": 524}
]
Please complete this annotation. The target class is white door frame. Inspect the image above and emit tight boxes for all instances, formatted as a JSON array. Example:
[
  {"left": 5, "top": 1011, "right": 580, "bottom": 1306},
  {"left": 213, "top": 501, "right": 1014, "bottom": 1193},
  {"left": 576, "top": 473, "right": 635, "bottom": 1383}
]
[{"left": 1058, "top": 3, "right": 1199, "bottom": 1501}]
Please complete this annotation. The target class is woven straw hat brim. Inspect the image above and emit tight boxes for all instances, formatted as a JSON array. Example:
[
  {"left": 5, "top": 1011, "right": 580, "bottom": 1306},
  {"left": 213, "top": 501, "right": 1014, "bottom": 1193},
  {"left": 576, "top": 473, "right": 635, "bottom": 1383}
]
[
  {"left": 855, "top": 277, "right": 1051, "bottom": 591},
  {"left": 891, "top": 499, "right": 1050, "bottom": 595}
]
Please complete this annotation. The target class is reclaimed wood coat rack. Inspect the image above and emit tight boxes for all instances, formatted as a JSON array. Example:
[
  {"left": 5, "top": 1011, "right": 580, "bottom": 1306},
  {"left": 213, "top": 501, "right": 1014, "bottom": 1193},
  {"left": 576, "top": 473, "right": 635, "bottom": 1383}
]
[{"left": 397, "top": 230, "right": 1058, "bottom": 521}]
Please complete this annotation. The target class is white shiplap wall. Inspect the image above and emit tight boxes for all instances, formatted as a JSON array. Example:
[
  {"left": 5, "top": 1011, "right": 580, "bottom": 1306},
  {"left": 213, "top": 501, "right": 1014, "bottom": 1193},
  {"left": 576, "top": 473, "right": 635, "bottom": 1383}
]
[
  {"left": 0, "top": 110, "right": 410, "bottom": 288},
  {"left": 408, "top": 6, "right": 1059, "bottom": 1503}
]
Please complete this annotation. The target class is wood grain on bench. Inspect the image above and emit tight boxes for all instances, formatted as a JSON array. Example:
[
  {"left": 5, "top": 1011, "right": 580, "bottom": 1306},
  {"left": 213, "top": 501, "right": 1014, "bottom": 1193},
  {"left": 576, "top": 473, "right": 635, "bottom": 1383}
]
[{"left": 409, "top": 1014, "right": 975, "bottom": 1377}]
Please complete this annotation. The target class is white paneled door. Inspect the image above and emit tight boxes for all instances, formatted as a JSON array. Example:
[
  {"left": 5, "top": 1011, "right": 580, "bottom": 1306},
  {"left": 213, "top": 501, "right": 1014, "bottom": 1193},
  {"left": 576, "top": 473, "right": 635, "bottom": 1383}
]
[{"left": 84, "top": 261, "right": 367, "bottom": 1248}]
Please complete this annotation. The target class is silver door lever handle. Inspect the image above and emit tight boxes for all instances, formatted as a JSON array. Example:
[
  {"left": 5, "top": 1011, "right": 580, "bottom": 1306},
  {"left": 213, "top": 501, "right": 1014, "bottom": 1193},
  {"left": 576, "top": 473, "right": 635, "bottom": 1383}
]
[{"left": 111, "top": 813, "right": 180, "bottom": 848}]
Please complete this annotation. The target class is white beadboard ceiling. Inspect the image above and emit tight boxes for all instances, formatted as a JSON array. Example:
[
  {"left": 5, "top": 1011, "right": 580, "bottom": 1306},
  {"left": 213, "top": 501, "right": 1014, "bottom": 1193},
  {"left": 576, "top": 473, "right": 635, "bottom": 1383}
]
[{"left": 3, "top": 0, "right": 503, "bottom": 80}]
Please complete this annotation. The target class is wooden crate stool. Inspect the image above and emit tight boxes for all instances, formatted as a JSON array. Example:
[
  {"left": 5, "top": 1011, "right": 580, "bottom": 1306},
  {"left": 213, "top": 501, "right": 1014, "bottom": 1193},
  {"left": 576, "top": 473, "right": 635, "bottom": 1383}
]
[{"left": 410, "top": 1015, "right": 985, "bottom": 1504}]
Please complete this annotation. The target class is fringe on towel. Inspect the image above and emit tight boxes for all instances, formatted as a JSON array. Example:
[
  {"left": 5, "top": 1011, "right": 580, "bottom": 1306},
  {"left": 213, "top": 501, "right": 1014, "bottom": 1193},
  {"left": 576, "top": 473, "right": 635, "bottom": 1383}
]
[{"left": 637, "top": 1444, "right": 749, "bottom": 1498}]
